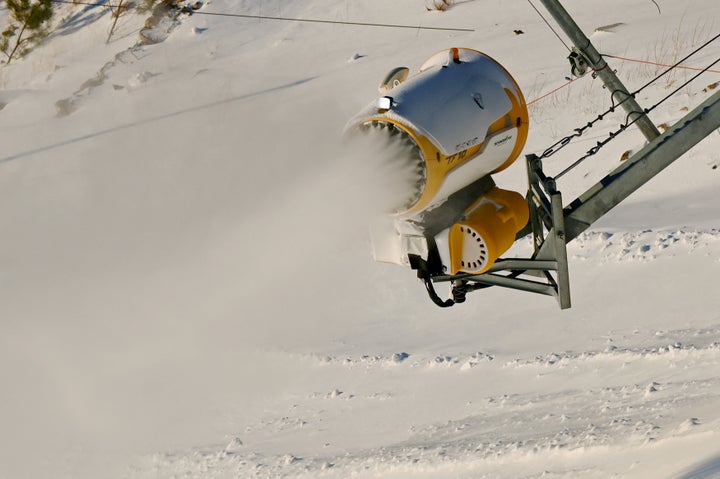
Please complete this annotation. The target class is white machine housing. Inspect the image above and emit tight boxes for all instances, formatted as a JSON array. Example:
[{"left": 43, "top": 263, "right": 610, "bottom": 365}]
[{"left": 346, "top": 48, "right": 530, "bottom": 275}]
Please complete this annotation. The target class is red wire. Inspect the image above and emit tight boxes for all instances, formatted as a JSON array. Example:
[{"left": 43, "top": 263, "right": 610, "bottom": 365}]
[
  {"left": 527, "top": 76, "right": 581, "bottom": 106},
  {"left": 527, "top": 54, "right": 720, "bottom": 106},
  {"left": 604, "top": 54, "right": 720, "bottom": 74}
]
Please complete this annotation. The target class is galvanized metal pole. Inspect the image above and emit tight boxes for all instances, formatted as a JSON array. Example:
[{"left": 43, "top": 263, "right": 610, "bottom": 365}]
[
  {"left": 562, "top": 89, "right": 720, "bottom": 242},
  {"left": 538, "top": 0, "right": 661, "bottom": 142}
]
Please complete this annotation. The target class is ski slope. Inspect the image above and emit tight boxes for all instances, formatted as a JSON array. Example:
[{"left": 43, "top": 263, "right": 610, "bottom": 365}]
[{"left": 1, "top": 1, "right": 719, "bottom": 478}]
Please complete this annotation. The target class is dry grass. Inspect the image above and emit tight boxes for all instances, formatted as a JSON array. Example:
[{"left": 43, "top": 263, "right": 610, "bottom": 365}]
[
  {"left": 425, "top": 0, "right": 455, "bottom": 12},
  {"left": 621, "top": 17, "right": 716, "bottom": 89}
]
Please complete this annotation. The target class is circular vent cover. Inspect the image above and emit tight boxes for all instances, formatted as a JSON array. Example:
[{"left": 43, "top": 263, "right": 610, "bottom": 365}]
[{"left": 458, "top": 226, "right": 489, "bottom": 272}]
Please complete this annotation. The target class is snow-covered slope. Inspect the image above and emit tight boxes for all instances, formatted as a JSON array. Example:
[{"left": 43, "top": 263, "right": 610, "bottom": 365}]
[{"left": 1, "top": 1, "right": 719, "bottom": 478}]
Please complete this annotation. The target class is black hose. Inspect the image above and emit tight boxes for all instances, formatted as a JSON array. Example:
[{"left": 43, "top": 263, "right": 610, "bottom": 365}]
[{"left": 423, "top": 278, "right": 455, "bottom": 308}]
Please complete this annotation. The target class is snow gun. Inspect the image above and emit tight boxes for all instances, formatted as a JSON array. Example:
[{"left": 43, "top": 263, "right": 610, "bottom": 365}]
[{"left": 345, "top": 48, "right": 530, "bottom": 306}]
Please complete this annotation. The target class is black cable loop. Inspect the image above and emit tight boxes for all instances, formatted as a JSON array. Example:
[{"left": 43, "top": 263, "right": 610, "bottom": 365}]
[
  {"left": 624, "top": 110, "right": 646, "bottom": 126},
  {"left": 607, "top": 88, "right": 637, "bottom": 114},
  {"left": 423, "top": 278, "right": 454, "bottom": 308}
]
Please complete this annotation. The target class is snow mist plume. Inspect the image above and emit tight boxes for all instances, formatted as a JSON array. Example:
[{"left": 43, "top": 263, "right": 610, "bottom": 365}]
[{"left": 341, "top": 122, "right": 426, "bottom": 216}]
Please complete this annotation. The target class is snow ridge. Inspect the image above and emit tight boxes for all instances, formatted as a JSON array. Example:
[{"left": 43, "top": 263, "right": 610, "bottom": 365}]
[{"left": 570, "top": 228, "right": 720, "bottom": 263}]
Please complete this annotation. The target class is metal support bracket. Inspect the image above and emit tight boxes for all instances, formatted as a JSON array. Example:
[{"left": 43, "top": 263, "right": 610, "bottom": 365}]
[
  {"left": 568, "top": 48, "right": 589, "bottom": 78},
  {"left": 431, "top": 154, "right": 572, "bottom": 309}
]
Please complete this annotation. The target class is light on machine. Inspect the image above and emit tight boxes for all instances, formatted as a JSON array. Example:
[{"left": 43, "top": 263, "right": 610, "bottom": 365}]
[{"left": 376, "top": 96, "right": 393, "bottom": 112}]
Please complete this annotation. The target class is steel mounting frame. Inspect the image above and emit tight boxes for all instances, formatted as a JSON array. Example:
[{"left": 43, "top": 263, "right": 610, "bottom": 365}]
[{"left": 432, "top": 153, "right": 572, "bottom": 308}]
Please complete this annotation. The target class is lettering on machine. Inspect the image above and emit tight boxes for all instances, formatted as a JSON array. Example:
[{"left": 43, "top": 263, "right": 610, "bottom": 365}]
[
  {"left": 455, "top": 136, "right": 480, "bottom": 151},
  {"left": 493, "top": 134, "right": 513, "bottom": 147}
]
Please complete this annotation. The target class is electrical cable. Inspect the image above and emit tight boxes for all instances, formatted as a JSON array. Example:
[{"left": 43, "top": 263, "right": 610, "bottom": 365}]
[
  {"left": 527, "top": 76, "right": 582, "bottom": 106},
  {"left": 193, "top": 11, "right": 475, "bottom": 32},
  {"left": 423, "top": 277, "right": 455, "bottom": 307},
  {"left": 603, "top": 53, "right": 720, "bottom": 75},
  {"left": 626, "top": 32, "right": 720, "bottom": 94},
  {"left": 553, "top": 54, "right": 720, "bottom": 179},
  {"left": 51, "top": 0, "right": 475, "bottom": 32},
  {"left": 525, "top": 0, "right": 571, "bottom": 51},
  {"left": 528, "top": 36, "right": 720, "bottom": 107},
  {"left": 535, "top": 32, "right": 720, "bottom": 177}
]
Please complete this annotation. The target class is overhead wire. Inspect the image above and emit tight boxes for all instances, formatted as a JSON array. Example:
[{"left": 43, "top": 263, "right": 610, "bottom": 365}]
[
  {"left": 527, "top": 41, "right": 720, "bottom": 107},
  {"left": 190, "top": 11, "right": 475, "bottom": 32},
  {"left": 632, "top": 55, "right": 720, "bottom": 120},
  {"left": 527, "top": 76, "right": 582, "bottom": 106},
  {"left": 525, "top": 0, "right": 571, "bottom": 51},
  {"left": 51, "top": 0, "right": 475, "bottom": 33},
  {"left": 552, "top": 51, "right": 720, "bottom": 179},
  {"left": 603, "top": 53, "right": 720, "bottom": 75},
  {"left": 522, "top": 0, "right": 718, "bottom": 172},
  {"left": 527, "top": 18, "right": 719, "bottom": 174},
  {"left": 625, "top": 32, "right": 720, "bottom": 94}
]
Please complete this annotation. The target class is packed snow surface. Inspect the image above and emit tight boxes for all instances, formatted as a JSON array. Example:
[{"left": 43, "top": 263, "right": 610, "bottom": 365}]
[{"left": 1, "top": 0, "right": 719, "bottom": 478}]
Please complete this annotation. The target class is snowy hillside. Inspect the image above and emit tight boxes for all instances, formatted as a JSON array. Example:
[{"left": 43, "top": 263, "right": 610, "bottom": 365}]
[{"left": 1, "top": 0, "right": 719, "bottom": 478}]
